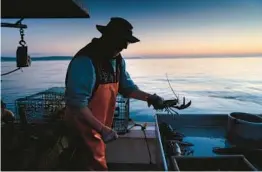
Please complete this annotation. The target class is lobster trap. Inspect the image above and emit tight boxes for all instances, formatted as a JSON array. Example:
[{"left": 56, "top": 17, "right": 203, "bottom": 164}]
[
  {"left": 112, "top": 95, "right": 130, "bottom": 134},
  {"left": 15, "top": 87, "right": 65, "bottom": 124},
  {"left": 15, "top": 87, "right": 130, "bottom": 134}
]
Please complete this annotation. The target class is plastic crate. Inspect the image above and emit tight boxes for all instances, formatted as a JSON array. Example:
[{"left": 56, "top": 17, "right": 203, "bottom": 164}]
[
  {"left": 170, "top": 155, "right": 257, "bottom": 171},
  {"left": 15, "top": 87, "right": 130, "bottom": 134}
]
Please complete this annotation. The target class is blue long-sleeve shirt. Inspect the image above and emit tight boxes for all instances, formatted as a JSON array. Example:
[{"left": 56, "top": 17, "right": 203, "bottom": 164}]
[{"left": 65, "top": 56, "right": 139, "bottom": 108}]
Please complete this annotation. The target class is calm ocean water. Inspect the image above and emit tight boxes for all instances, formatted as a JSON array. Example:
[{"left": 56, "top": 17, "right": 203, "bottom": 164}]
[{"left": 1, "top": 57, "right": 262, "bottom": 121}]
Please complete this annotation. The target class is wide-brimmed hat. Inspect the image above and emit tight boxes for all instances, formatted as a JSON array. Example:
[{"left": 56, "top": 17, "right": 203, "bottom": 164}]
[{"left": 96, "top": 17, "right": 140, "bottom": 43}]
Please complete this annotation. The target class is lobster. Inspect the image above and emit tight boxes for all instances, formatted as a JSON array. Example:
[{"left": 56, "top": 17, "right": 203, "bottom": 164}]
[
  {"left": 162, "top": 97, "right": 191, "bottom": 115},
  {"left": 148, "top": 74, "right": 192, "bottom": 115}
]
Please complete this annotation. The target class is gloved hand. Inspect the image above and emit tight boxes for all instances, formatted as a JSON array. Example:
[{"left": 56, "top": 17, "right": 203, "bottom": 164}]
[
  {"left": 100, "top": 125, "right": 119, "bottom": 143},
  {"left": 147, "top": 93, "right": 165, "bottom": 110}
]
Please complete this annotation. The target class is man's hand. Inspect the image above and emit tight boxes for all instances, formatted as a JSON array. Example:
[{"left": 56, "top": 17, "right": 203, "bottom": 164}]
[
  {"left": 147, "top": 93, "right": 165, "bottom": 110},
  {"left": 100, "top": 125, "right": 119, "bottom": 143}
]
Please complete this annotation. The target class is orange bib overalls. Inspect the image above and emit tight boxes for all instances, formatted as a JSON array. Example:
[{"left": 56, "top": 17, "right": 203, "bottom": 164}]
[{"left": 64, "top": 56, "right": 121, "bottom": 171}]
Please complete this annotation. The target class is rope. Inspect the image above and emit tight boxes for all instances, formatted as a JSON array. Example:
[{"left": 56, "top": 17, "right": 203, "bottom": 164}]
[
  {"left": 141, "top": 126, "right": 153, "bottom": 164},
  {"left": 1, "top": 68, "right": 21, "bottom": 76},
  {"left": 128, "top": 119, "right": 152, "bottom": 164}
]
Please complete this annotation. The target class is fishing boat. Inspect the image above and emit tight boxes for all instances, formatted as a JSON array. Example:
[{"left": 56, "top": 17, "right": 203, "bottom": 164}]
[{"left": 1, "top": 1, "right": 262, "bottom": 171}]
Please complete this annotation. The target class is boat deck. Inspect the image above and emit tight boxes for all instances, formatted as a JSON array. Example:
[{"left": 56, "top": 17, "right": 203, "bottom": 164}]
[{"left": 2, "top": 113, "right": 261, "bottom": 171}]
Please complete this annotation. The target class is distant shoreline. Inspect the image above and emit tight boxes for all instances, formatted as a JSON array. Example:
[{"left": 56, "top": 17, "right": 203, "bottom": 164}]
[{"left": 1, "top": 55, "right": 262, "bottom": 61}]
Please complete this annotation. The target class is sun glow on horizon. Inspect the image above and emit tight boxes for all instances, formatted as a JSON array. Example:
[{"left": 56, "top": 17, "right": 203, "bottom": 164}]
[{"left": 1, "top": 0, "right": 262, "bottom": 57}]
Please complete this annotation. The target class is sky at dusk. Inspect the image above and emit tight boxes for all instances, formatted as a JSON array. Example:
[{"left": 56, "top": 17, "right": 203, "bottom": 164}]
[{"left": 1, "top": 0, "right": 262, "bottom": 58}]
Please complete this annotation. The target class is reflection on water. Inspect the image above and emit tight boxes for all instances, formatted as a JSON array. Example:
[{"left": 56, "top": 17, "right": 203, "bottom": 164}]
[{"left": 1, "top": 57, "right": 262, "bottom": 121}]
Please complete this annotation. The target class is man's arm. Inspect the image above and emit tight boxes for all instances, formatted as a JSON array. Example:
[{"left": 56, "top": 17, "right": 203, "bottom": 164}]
[
  {"left": 128, "top": 89, "right": 152, "bottom": 101},
  {"left": 65, "top": 57, "right": 105, "bottom": 133}
]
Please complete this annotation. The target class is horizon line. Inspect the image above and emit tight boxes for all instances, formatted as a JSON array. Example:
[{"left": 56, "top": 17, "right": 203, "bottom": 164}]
[
  {"left": 1, "top": 54, "right": 262, "bottom": 61},
  {"left": 1, "top": 53, "right": 262, "bottom": 59}
]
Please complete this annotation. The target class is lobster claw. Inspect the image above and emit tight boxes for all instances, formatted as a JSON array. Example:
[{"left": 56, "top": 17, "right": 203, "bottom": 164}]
[
  {"left": 163, "top": 99, "right": 179, "bottom": 107},
  {"left": 173, "top": 97, "right": 191, "bottom": 110}
]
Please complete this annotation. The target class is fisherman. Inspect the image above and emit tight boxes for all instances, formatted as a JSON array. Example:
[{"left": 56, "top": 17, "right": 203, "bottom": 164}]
[{"left": 64, "top": 17, "right": 165, "bottom": 170}]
